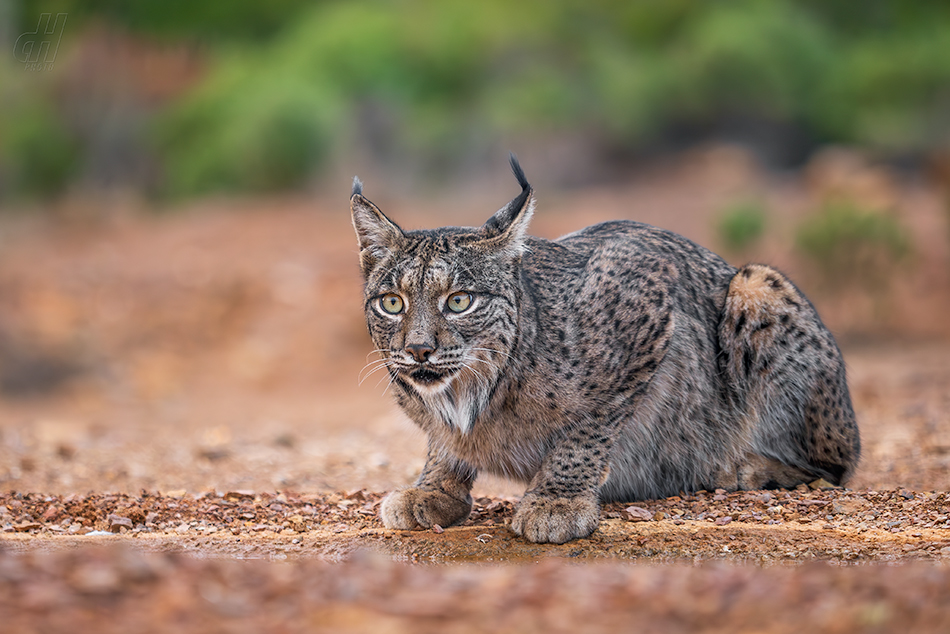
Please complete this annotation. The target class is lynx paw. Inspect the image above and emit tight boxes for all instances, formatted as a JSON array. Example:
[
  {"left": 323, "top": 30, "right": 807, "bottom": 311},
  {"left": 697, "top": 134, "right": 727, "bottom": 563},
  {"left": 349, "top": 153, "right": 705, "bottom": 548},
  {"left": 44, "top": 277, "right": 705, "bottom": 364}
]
[
  {"left": 511, "top": 493, "right": 600, "bottom": 544},
  {"left": 379, "top": 487, "right": 472, "bottom": 530}
]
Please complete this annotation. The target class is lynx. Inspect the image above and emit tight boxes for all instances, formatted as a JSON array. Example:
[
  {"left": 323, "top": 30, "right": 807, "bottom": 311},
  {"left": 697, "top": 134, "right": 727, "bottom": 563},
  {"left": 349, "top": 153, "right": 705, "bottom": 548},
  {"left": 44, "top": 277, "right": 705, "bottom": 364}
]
[{"left": 351, "top": 156, "right": 860, "bottom": 544}]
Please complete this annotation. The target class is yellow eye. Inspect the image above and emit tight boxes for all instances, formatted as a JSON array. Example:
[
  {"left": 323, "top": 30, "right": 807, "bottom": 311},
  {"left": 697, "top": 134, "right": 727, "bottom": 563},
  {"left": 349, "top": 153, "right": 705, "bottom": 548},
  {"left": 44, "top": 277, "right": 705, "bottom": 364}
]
[
  {"left": 446, "top": 291, "right": 473, "bottom": 313},
  {"left": 379, "top": 293, "right": 404, "bottom": 314}
]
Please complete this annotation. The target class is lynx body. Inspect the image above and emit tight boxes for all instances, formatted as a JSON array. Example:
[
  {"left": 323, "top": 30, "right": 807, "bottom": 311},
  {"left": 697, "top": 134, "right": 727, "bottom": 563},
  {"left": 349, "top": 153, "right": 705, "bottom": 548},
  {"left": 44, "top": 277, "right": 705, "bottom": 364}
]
[{"left": 351, "top": 157, "right": 860, "bottom": 544}]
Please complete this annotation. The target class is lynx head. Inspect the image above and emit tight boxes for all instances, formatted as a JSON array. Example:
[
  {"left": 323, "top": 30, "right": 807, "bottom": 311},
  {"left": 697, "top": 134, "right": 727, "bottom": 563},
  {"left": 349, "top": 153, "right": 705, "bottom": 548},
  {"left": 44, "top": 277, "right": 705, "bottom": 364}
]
[{"left": 350, "top": 155, "right": 535, "bottom": 432}]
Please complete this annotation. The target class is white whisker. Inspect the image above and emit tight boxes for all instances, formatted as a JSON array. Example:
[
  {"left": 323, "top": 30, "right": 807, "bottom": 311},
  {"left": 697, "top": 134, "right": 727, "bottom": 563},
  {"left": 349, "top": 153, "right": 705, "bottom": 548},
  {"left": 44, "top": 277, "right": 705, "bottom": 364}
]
[
  {"left": 469, "top": 346, "right": 512, "bottom": 361},
  {"left": 381, "top": 369, "right": 399, "bottom": 395},
  {"left": 365, "top": 348, "right": 389, "bottom": 361},
  {"left": 358, "top": 358, "right": 393, "bottom": 385},
  {"left": 359, "top": 367, "right": 391, "bottom": 388},
  {"left": 461, "top": 354, "right": 495, "bottom": 388},
  {"left": 464, "top": 356, "right": 497, "bottom": 370},
  {"left": 359, "top": 357, "right": 391, "bottom": 374},
  {"left": 375, "top": 368, "right": 395, "bottom": 390},
  {"left": 460, "top": 363, "right": 490, "bottom": 392},
  {"left": 358, "top": 358, "right": 390, "bottom": 379}
]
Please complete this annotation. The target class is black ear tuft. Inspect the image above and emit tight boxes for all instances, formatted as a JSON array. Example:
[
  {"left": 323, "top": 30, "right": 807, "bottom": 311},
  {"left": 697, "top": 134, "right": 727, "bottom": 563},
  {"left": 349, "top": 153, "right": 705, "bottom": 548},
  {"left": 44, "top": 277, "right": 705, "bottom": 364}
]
[
  {"left": 351, "top": 176, "right": 364, "bottom": 198},
  {"left": 480, "top": 154, "right": 536, "bottom": 253},
  {"left": 499, "top": 152, "right": 531, "bottom": 224},
  {"left": 509, "top": 152, "right": 529, "bottom": 192}
]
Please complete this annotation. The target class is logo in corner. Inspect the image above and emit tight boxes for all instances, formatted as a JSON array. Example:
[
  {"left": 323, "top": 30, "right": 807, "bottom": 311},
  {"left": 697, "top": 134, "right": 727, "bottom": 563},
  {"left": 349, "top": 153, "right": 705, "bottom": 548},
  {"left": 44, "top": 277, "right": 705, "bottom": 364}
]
[{"left": 14, "top": 13, "right": 68, "bottom": 72}]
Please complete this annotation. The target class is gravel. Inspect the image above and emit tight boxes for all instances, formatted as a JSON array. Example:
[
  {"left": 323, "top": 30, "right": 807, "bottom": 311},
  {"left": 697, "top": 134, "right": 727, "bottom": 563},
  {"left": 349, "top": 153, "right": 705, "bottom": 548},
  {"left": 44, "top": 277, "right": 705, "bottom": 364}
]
[{"left": 2, "top": 545, "right": 950, "bottom": 633}]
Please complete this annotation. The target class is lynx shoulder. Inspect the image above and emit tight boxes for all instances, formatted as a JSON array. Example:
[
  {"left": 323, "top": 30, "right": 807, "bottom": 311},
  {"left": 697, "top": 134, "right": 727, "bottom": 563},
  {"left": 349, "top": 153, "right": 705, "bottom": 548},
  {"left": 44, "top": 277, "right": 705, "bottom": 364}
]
[{"left": 351, "top": 156, "right": 860, "bottom": 544}]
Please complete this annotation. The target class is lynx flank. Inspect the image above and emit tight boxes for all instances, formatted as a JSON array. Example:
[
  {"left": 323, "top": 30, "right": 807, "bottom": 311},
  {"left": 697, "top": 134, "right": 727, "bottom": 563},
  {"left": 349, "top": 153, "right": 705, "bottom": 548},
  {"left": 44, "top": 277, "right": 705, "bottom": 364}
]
[{"left": 351, "top": 156, "right": 860, "bottom": 544}]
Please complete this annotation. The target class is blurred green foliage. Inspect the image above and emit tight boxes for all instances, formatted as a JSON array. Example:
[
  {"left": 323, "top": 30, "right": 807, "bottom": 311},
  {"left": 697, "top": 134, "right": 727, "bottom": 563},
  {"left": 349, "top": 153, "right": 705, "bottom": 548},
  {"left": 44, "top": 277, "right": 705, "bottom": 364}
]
[
  {"left": 716, "top": 201, "right": 767, "bottom": 255},
  {"left": 3, "top": 0, "right": 950, "bottom": 197},
  {"left": 1, "top": 104, "right": 79, "bottom": 197},
  {"left": 15, "top": 0, "right": 317, "bottom": 42},
  {"left": 795, "top": 200, "right": 912, "bottom": 292},
  {"left": 0, "top": 63, "right": 79, "bottom": 198},
  {"left": 156, "top": 70, "right": 339, "bottom": 195}
]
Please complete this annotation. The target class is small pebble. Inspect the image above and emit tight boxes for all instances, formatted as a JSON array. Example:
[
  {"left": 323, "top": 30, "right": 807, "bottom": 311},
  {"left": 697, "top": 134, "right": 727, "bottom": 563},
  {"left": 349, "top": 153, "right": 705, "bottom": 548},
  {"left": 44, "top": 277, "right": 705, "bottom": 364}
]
[
  {"left": 622, "top": 506, "right": 653, "bottom": 522},
  {"left": 14, "top": 522, "right": 41, "bottom": 533},
  {"left": 108, "top": 515, "right": 133, "bottom": 533}
]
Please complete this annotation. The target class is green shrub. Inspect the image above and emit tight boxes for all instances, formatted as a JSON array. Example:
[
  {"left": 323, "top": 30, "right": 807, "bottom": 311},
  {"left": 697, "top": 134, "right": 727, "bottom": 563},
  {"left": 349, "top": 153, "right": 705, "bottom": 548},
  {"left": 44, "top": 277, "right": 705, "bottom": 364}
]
[
  {"left": 670, "top": 1, "right": 834, "bottom": 121},
  {"left": 716, "top": 201, "right": 767, "bottom": 254},
  {"left": 8, "top": 0, "right": 950, "bottom": 198},
  {"left": 155, "top": 63, "right": 340, "bottom": 196},
  {"left": 0, "top": 103, "right": 79, "bottom": 199},
  {"left": 795, "top": 201, "right": 912, "bottom": 291},
  {"left": 154, "top": 0, "right": 950, "bottom": 196}
]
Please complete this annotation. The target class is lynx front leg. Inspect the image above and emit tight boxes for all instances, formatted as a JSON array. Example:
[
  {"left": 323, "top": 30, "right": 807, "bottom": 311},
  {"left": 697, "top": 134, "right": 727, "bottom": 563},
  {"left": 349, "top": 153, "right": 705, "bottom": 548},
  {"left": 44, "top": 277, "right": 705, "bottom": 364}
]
[
  {"left": 511, "top": 427, "right": 612, "bottom": 544},
  {"left": 380, "top": 446, "right": 476, "bottom": 530}
]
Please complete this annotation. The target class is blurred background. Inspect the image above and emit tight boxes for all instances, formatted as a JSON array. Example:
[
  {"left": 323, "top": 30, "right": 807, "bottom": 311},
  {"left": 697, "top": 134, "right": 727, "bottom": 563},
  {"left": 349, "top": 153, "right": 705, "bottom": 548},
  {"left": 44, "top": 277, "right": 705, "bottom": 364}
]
[{"left": 1, "top": 0, "right": 949, "bottom": 497}]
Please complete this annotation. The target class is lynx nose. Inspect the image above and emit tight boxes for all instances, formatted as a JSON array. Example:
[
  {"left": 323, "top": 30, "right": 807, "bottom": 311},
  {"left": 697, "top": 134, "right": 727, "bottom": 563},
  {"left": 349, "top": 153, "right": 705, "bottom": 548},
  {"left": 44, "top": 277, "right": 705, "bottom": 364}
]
[{"left": 405, "top": 343, "right": 435, "bottom": 363}]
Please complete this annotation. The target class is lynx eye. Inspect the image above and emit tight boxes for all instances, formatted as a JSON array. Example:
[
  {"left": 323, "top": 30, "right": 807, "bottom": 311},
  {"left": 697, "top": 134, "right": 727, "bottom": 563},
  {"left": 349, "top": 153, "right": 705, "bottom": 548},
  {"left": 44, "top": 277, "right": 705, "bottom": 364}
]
[
  {"left": 379, "top": 293, "right": 404, "bottom": 315},
  {"left": 446, "top": 291, "right": 473, "bottom": 313}
]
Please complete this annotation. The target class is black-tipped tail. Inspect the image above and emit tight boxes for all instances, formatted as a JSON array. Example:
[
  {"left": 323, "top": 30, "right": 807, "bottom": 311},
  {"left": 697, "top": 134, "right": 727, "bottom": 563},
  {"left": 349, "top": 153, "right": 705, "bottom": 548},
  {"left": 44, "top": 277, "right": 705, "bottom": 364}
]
[
  {"left": 508, "top": 152, "right": 530, "bottom": 192},
  {"left": 351, "top": 176, "right": 364, "bottom": 197}
]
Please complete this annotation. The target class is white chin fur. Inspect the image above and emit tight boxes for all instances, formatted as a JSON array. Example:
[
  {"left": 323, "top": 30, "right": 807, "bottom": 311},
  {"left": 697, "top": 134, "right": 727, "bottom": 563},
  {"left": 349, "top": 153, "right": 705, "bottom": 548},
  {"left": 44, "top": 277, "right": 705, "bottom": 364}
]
[
  {"left": 407, "top": 373, "right": 454, "bottom": 396},
  {"left": 423, "top": 390, "right": 478, "bottom": 434},
  {"left": 416, "top": 375, "right": 490, "bottom": 435}
]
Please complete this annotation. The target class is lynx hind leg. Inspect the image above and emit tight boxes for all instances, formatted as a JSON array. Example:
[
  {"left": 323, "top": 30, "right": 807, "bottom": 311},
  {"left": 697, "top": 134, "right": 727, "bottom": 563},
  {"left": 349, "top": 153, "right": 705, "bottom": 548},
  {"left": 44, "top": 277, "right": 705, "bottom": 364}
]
[
  {"left": 720, "top": 264, "right": 861, "bottom": 487},
  {"left": 708, "top": 453, "right": 814, "bottom": 491},
  {"left": 736, "top": 453, "right": 818, "bottom": 490}
]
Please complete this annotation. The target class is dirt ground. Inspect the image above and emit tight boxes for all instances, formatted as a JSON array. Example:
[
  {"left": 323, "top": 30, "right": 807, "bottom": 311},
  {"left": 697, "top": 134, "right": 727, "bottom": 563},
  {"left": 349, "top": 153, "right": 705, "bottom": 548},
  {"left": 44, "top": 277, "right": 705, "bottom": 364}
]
[{"left": 2, "top": 156, "right": 950, "bottom": 631}]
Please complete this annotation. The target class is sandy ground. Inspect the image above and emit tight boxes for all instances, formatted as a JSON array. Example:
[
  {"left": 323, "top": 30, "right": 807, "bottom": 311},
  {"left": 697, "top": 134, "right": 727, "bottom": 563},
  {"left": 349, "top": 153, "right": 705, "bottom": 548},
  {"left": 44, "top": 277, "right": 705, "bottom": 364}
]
[{"left": 2, "top": 160, "right": 950, "bottom": 631}]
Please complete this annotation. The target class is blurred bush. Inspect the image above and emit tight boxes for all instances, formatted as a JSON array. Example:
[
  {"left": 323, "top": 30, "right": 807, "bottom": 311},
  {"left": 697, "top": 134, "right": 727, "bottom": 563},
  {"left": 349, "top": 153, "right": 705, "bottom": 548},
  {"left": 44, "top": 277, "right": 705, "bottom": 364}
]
[
  {"left": 156, "top": 67, "right": 338, "bottom": 195},
  {"left": 0, "top": 60, "right": 80, "bottom": 198},
  {"left": 716, "top": 200, "right": 767, "bottom": 255},
  {"left": 14, "top": 0, "right": 316, "bottom": 42},
  {"left": 795, "top": 200, "right": 912, "bottom": 293},
  {"left": 3, "top": 0, "right": 950, "bottom": 198}
]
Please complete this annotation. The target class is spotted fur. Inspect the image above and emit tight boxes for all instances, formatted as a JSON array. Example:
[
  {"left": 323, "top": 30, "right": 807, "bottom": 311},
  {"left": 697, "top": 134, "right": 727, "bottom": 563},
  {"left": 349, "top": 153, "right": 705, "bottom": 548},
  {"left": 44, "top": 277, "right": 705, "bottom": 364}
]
[{"left": 352, "top": 156, "right": 860, "bottom": 544}]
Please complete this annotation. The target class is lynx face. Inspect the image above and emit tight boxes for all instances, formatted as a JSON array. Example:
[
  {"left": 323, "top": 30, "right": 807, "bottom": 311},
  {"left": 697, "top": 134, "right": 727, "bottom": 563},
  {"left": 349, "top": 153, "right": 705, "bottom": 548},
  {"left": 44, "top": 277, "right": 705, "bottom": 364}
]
[
  {"left": 362, "top": 237, "right": 515, "bottom": 404},
  {"left": 351, "top": 172, "right": 535, "bottom": 432}
]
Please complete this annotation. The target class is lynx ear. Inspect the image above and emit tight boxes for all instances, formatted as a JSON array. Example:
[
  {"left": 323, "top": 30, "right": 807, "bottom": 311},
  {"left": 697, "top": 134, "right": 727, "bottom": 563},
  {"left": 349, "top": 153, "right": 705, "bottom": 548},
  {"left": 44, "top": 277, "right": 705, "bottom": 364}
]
[
  {"left": 351, "top": 177, "right": 404, "bottom": 275},
  {"left": 480, "top": 153, "right": 535, "bottom": 256}
]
